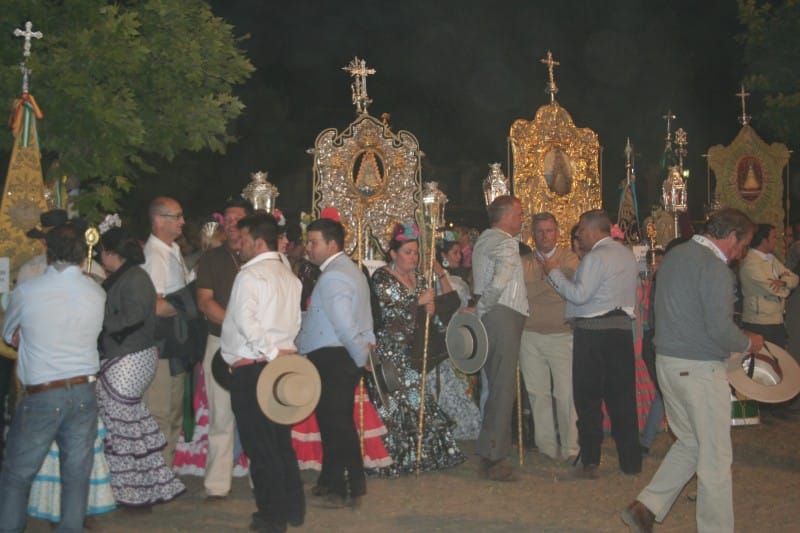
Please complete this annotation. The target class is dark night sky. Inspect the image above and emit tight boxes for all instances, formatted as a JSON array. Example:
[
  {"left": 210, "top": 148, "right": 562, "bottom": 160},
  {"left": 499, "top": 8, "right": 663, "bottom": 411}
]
[{"left": 124, "top": 0, "right": 766, "bottom": 227}]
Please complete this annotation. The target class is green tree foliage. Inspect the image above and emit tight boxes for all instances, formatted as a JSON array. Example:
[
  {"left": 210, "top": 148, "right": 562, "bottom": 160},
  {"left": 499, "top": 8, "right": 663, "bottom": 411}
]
[
  {"left": 0, "top": 0, "right": 254, "bottom": 219},
  {"left": 738, "top": 0, "right": 800, "bottom": 146}
]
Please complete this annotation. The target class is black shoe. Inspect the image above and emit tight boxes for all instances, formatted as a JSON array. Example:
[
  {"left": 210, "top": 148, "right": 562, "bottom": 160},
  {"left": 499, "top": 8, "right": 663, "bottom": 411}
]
[
  {"left": 310, "top": 484, "right": 329, "bottom": 497},
  {"left": 576, "top": 464, "right": 599, "bottom": 480}
]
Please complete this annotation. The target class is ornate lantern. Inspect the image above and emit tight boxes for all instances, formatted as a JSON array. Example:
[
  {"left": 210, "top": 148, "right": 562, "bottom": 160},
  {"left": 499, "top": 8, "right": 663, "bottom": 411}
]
[
  {"left": 662, "top": 166, "right": 687, "bottom": 238},
  {"left": 482, "top": 162, "right": 510, "bottom": 206},
  {"left": 241, "top": 170, "right": 279, "bottom": 213},
  {"left": 422, "top": 181, "right": 447, "bottom": 230}
]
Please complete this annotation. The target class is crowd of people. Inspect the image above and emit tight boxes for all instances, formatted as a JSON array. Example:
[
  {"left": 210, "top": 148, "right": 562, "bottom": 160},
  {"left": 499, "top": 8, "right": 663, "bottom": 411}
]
[{"left": 0, "top": 194, "right": 798, "bottom": 533}]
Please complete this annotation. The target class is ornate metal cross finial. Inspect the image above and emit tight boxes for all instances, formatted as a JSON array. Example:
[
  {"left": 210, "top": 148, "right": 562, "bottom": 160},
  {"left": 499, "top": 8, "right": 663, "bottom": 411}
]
[
  {"left": 342, "top": 57, "right": 376, "bottom": 114},
  {"left": 13, "top": 21, "right": 43, "bottom": 94},
  {"left": 736, "top": 83, "right": 751, "bottom": 126},
  {"left": 625, "top": 137, "right": 635, "bottom": 184},
  {"left": 674, "top": 127, "right": 688, "bottom": 168},
  {"left": 540, "top": 50, "right": 560, "bottom": 102},
  {"left": 662, "top": 109, "right": 676, "bottom": 142}
]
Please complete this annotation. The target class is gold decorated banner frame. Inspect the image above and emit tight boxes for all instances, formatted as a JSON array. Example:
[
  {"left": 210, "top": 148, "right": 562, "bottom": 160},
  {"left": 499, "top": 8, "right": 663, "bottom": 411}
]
[
  {"left": 509, "top": 101, "right": 602, "bottom": 248},
  {"left": 707, "top": 124, "right": 789, "bottom": 257},
  {"left": 311, "top": 113, "right": 422, "bottom": 258}
]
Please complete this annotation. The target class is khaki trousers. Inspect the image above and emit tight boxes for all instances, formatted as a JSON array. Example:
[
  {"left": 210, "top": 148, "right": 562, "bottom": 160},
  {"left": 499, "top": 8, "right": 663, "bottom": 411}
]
[
  {"left": 143, "top": 358, "right": 184, "bottom": 466},
  {"left": 201, "top": 335, "right": 236, "bottom": 496},
  {"left": 518, "top": 330, "right": 578, "bottom": 459},
  {"left": 637, "top": 356, "right": 733, "bottom": 533}
]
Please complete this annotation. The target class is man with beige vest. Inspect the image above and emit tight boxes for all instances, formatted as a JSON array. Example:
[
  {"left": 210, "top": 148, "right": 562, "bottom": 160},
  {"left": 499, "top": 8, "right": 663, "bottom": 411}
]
[{"left": 519, "top": 212, "right": 580, "bottom": 462}]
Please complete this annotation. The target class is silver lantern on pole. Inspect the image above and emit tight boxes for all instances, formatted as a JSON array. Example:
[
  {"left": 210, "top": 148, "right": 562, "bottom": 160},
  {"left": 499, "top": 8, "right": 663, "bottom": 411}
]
[
  {"left": 483, "top": 162, "right": 510, "bottom": 206},
  {"left": 242, "top": 171, "right": 279, "bottom": 213}
]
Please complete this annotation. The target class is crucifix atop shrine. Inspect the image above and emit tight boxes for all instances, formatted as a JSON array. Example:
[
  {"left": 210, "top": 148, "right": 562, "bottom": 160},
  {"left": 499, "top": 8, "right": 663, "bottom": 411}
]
[
  {"left": 540, "top": 50, "right": 560, "bottom": 103},
  {"left": 674, "top": 127, "right": 688, "bottom": 168},
  {"left": 662, "top": 109, "right": 676, "bottom": 143},
  {"left": 342, "top": 57, "right": 376, "bottom": 115},
  {"left": 13, "top": 20, "right": 43, "bottom": 93},
  {"left": 736, "top": 83, "right": 751, "bottom": 126}
]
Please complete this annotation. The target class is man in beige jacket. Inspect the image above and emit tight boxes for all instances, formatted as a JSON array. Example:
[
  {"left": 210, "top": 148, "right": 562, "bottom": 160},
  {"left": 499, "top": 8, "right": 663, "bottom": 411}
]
[
  {"left": 740, "top": 223, "right": 799, "bottom": 348},
  {"left": 519, "top": 212, "right": 580, "bottom": 462}
]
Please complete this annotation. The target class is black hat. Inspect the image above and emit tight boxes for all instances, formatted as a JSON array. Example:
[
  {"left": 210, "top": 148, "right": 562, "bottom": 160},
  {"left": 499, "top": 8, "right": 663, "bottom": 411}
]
[{"left": 26, "top": 209, "right": 68, "bottom": 238}]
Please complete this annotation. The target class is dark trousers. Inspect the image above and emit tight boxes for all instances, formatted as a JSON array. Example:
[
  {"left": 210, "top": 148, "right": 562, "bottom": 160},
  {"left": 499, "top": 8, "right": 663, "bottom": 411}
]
[
  {"left": 307, "top": 347, "right": 365, "bottom": 498},
  {"left": 0, "top": 357, "right": 13, "bottom": 457},
  {"left": 229, "top": 363, "right": 304, "bottom": 531},
  {"left": 742, "top": 322, "right": 787, "bottom": 350},
  {"left": 573, "top": 327, "right": 641, "bottom": 474}
]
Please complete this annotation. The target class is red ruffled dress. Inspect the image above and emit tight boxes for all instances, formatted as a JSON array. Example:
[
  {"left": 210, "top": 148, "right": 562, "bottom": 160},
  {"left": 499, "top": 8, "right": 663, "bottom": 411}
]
[{"left": 291, "top": 381, "right": 392, "bottom": 470}]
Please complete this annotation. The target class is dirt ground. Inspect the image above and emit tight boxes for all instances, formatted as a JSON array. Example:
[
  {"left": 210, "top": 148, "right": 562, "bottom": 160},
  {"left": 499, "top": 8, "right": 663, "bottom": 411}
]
[{"left": 24, "top": 411, "right": 800, "bottom": 532}]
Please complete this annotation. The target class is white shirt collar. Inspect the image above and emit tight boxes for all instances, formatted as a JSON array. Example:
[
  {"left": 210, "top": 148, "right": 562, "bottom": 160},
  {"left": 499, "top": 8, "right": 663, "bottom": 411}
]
[
  {"left": 320, "top": 251, "right": 344, "bottom": 272},
  {"left": 693, "top": 234, "right": 728, "bottom": 263},
  {"left": 592, "top": 236, "right": 613, "bottom": 250},
  {"left": 242, "top": 250, "right": 282, "bottom": 269},
  {"left": 535, "top": 246, "right": 557, "bottom": 260}
]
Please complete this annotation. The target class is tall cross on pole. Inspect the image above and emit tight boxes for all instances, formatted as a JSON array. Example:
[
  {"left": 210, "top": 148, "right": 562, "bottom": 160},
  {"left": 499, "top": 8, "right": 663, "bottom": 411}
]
[
  {"left": 342, "top": 57, "right": 376, "bottom": 115},
  {"left": 736, "top": 83, "right": 751, "bottom": 126},
  {"left": 662, "top": 109, "right": 676, "bottom": 143},
  {"left": 13, "top": 20, "right": 43, "bottom": 93},
  {"left": 540, "top": 50, "right": 560, "bottom": 103},
  {"left": 625, "top": 137, "right": 635, "bottom": 184}
]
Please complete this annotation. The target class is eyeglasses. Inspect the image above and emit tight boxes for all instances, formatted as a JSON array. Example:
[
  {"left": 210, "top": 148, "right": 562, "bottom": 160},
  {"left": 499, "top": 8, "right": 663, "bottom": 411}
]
[{"left": 158, "top": 212, "right": 184, "bottom": 219}]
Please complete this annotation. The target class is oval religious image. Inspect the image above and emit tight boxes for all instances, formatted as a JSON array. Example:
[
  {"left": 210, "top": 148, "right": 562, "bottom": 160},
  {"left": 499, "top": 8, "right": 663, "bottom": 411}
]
[
  {"left": 543, "top": 147, "right": 573, "bottom": 196},
  {"left": 352, "top": 149, "right": 385, "bottom": 198}
]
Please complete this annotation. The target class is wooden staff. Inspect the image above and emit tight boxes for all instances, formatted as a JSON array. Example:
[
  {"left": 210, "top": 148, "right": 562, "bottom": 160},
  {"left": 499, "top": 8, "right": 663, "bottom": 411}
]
[
  {"left": 416, "top": 210, "right": 438, "bottom": 475},
  {"left": 517, "top": 361, "right": 523, "bottom": 465},
  {"left": 356, "top": 207, "right": 365, "bottom": 456}
]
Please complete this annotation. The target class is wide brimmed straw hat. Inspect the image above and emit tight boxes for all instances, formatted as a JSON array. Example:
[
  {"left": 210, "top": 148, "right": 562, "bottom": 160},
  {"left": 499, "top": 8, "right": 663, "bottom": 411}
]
[
  {"left": 727, "top": 341, "right": 800, "bottom": 403},
  {"left": 256, "top": 354, "right": 321, "bottom": 425}
]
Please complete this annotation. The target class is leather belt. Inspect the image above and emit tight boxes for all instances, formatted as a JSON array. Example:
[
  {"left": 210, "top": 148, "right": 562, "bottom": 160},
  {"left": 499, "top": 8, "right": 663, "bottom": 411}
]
[
  {"left": 25, "top": 374, "right": 96, "bottom": 395},
  {"left": 230, "top": 358, "right": 268, "bottom": 370}
]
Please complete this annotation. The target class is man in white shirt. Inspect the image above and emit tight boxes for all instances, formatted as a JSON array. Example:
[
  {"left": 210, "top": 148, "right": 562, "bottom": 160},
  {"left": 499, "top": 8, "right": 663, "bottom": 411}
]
[
  {"left": 471, "top": 195, "right": 529, "bottom": 481},
  {"left": 142, "top": 196, "right": 190, "bottom": 465},
  {"left": 0, "top": 223, "right": 106, "bottom": 531},
  {"left": 221, "top": 214, "right": 304, "bottom": 532}
]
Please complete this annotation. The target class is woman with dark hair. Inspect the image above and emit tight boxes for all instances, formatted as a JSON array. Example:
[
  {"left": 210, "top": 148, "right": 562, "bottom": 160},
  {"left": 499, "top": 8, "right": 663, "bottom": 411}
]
[
  {"left": 370, "top": 222, "right": 465, "bottom": 475},
  {"left": 96, "top": 227, "right": 185, "bottom": 507}
]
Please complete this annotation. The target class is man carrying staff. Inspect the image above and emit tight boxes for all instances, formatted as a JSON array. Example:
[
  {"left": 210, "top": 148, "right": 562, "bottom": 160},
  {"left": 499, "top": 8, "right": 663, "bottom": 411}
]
[
  {"left": 623, "top": 208, "right": 763, "bottom": 532},
  {"left": 471, "top": 195, "right": 529, "bottom": 481},
  {"left": 0, "top": 222, "right": 106, "bottom": 531},
  {"left": 296, "top": 218, "right": 374, "bottom": 508},
  {"left": 221, "top": 214, "right": 304, "bottom": 532}
]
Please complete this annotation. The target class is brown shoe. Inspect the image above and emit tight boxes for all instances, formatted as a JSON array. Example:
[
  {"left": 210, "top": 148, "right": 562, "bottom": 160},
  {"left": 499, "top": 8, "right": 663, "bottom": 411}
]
[
  {"left": 621, "top": 500, "right": 655, "bottom": 533},
  {"left": 478, "top": 458, "right": 516, "bottom": 481}
]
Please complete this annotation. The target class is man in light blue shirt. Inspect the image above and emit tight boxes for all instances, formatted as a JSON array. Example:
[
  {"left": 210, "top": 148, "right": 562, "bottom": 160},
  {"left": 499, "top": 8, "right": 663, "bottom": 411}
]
[
  {"left": 543, "top": 209, "right": 641, "bottom": 479},
  {"left": 0, "top": 222, "right": 105, "bottom": 532},
  {"left": 296, "top": 218, "right": 375, "bottom": 509}
]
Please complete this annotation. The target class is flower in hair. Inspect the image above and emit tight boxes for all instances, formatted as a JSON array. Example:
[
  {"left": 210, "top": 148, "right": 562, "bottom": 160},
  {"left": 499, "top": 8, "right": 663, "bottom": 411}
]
[
  {"left": 320, "top": 207, "right": 340, "bottom": 222},
  {"left": 272, "top": 208, "right": 286, "bottom": 226},
  {"left": 212, "top": 212, "right": 224, "bottom": 226},
  {"left": 98, "top": 213, "right": 122, "bottom": 234},
  {"left": 394, "top": 221, "right": 420, "bottom": 242}
]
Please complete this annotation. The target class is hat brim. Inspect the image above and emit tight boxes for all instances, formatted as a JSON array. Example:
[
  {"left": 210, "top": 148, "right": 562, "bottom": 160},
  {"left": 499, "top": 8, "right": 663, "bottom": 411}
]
[
  {"left": 26, "top": 228, "right": 47, "bottom": 239},
  {"left": 727, "top": 341, "right": 800, "bottom": 403},
  {"left": 256, "top": 355, "right": 321, "bottom": 425},
  {"left": 445, "top": 310, "right": 488, "bottom": 374}
]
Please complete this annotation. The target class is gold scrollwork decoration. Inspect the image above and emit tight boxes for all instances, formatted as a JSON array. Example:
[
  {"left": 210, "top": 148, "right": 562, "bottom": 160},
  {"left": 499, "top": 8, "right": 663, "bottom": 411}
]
[{"left": 509, "top": 101, "right": 602, "bottom": 248}]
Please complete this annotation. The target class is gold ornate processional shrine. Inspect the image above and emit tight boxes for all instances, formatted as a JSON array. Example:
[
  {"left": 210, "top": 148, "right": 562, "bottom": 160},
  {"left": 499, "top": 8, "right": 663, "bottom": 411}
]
[
  {"left": 310, "top": 58, "right": 422, "bottom": 258},
  {"left": 509, "top": 51, "right": 602, "bottom": 248}
]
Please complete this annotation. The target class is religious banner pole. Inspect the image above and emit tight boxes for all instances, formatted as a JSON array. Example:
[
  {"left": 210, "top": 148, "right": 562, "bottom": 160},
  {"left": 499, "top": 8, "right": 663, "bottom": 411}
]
[{"left": 415, "top": 183, "right": 447, "bottom": 475}]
